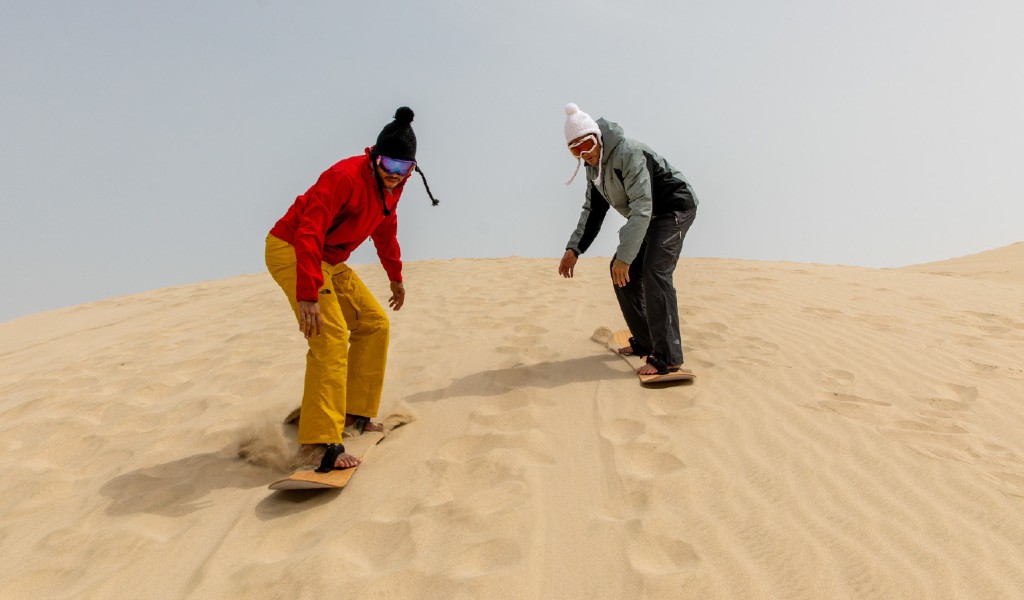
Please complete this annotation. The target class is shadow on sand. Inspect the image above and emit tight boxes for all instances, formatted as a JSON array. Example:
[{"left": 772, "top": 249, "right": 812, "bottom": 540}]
[
  {"left": 100, "top": 448, "right": 352, "bottom": 520},
  {"left": 99, "top": 450, "right": 274, "bottom": 517},
  {"left": 404, "top": 351, "right": 691, "bottom": 404}
]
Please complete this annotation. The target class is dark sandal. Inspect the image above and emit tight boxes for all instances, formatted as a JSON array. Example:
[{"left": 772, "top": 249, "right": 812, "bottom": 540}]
[
  {"left": 645, "top": 354, "right": 679, "bottom": 376},
  {"left": 315, "top": 443, "right": 346, "bottom": 473},
  {"left": 626, "top": 337, "right": 651, "bottom": 357},
  {"left": 348, "top": 415, "right": 370, "bottom": 434}
]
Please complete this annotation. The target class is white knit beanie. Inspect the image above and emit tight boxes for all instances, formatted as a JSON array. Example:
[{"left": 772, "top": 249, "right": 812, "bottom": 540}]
[
  {"left": 563, "top": 103, "right": 603, "bottom": 186},
  {"left": 564, "top": 103, "right": 600, "bottom": 144}
]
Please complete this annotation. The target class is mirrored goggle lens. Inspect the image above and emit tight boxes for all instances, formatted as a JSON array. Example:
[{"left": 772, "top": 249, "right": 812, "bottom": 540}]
[
  {"left": 378, "top": 156, "right": 416, "bottom": 176},
  {"left": 568, "top": 136, "right": 597, "bottom": 156}
]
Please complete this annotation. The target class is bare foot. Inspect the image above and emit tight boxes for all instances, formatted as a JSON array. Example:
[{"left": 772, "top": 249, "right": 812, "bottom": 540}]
[
  {"left": 293, "top": 444, "right": 362, "bottom": 470},
  {"left": 637, "top": 363, "right": 681, "bottom": 376},
  {"left": 331, "top": 452, "right": 361, "bottom": 469},
  {"left": 617, "top": 345, "right": 634, "bottom": 355}
]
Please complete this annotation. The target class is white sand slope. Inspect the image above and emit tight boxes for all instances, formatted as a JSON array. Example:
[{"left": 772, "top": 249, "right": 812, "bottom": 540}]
[
  {"left": 1, "top": 248, "right": 1023, "bottom": 599},
  {"left": 901, "top": 241, "right": 1024, "bottom": 284}
]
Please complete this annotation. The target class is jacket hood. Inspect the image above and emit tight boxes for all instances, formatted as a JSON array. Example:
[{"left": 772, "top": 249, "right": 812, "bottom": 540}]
[{"left": 597, "top": 118, "right": 625, "bottom": 157}]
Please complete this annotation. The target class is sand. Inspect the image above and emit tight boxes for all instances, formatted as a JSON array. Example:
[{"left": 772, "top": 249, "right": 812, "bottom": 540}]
[{"left": 1, "top": 245, "right": 1022, "bottom": 599}]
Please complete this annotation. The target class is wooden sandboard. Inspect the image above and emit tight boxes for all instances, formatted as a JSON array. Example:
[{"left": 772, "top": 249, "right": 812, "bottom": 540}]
[
  {"left": 268, "top": 430, "right": 385, "bottom": 491},
  {"left": 609, "top": 329, "right": 694, "bottom": 384},
  {"left": 272, "top": 411, "right": 415, "bottom": 491}
]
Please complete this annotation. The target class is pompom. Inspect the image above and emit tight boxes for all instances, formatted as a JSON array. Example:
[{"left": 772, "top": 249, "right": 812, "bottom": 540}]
[
  {"left": 564, "top": 103, "right": 579, "bottom": 116},
  {"left": 394, "top": 106, "right": 415, "bottom": 124}
]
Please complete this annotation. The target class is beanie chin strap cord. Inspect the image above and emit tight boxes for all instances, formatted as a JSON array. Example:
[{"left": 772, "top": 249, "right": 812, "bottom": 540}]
[
  {"left": 415, "top": 166, "right": 440, "bottom": 206},
  {"left": 565, "top": 158, "right": 582, "bottom": 186},
  {"left": 565, "top": 145, "right": 604, "bottom": 187}
]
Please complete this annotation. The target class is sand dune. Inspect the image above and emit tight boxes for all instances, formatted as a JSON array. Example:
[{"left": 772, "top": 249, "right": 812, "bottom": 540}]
[
  {"left": 1, "top": 246, "right": 1022, "bottom": 599},
  {"left": 901, "top": 241, "right": 1024, "bottom": 283}
]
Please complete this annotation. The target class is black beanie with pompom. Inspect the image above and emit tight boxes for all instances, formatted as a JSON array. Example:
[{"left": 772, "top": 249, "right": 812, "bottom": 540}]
[{"left": 374, "top": 107, "right": 417, "bottom": 161}]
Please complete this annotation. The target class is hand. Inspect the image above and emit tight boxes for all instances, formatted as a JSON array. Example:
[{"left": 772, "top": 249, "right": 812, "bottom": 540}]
[
  {"left": 298, "top": 300, "right": 322, "bottom": 339},
  {"left": 388, "top": 281, "right": 405, "bottom": 311},
  {"left": 611, "top": 259, "right": 631, "bottom": 287},
  {"left": 558, "top": 249, "right": 578, "bottom": 278}
]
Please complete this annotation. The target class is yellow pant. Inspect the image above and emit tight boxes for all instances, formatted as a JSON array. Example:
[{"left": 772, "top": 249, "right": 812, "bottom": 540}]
[{"left": 265, "top": 234, "right": 389, "bottom": 444}]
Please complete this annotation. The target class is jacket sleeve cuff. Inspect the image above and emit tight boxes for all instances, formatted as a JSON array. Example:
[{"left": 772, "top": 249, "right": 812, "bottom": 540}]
[{"left": 383, "top": 264, "right": 403, "bottom": 283}]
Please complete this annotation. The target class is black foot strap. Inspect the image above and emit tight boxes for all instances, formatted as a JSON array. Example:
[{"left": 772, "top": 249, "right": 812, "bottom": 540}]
[
  {"left": 315, "top": 443, "right": 345, "bottom": 473},
  {"left": 349, "top": 415, "right": 370, "bottom": 434},
  {"left": 628, "top": 337, "right": 651, "bottom": 357},
  {"left": 645, "top": 354, "right": 678, "bottom": 376}
]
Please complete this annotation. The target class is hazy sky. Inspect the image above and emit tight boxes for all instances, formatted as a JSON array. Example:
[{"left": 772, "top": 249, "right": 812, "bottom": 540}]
[{"left": 3, "top": 1, "right": 1022, "bottom": 322}]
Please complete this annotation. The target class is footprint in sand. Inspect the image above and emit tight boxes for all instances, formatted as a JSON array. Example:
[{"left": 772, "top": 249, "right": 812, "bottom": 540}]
[
  {"left": 857, "top": 314, "right": 908, "bottom": 332},
  {"left": 963, "top": 310, "right": 1017, "bottom": 325},
  {"left": 504, "top": 335, "right": 540, "bottom": 348},
  {"left": 804, "top": 392, "right": 892, "bottom": 426},
  {"left": 891, "top": 419, "right": 968, "bottom": 435},
  {"left": 469, "top": 406, "right": 542, "bottom": 433},
  {"left": 424, "top": 452, "right": 527, "bottom": 494},
  {"left": 911, "top": 295, "right": 946, "bottom": 309},
  {"left": 514, "top": 324, "right": 548, "bottom": 335},
  {"left": 614, "top": 444, "right": 686, "bottom": 479},
  {"left": 495, "top": 338, "right": 558, "bottom": 361},
  {"left": 802, "top": 306, "right": 843, "bottom": 319},
  {"left": 435, "top": 432, "right": 555, "bottom": 467},
  {"left": 739, "top": 335, "right": 779, "bottom": 355},
  {"left": 990, "top": 472, "right": 1024, "bottom": 498},
  {"left": 962, "top": 359, "right": 1024, "bottom": 379},
  {"left": 624, "top": 520, "right": 700, "bottom": 575},
  {"left": 730, "top": 356, "right": 773, "bottom": 367},
  {"left": 466, "top": 316, "right": 498, "bottom": 329},
  {"left": 447, "top": 539, "right": 524, "bottom": 578},
  {"left": 946, "top": 383, "right": 979, "bottom": 402},
  {"left": 341, "top": 520, "right": 416, "bottom": 571},
  {"left": 645, "top": 395, "right": 699, "bottom": 416},
  {"left": 913, "top": 396, "right": 972, "bottom": 412},
  {"left": 818, "top": 369, "right": 855, "bottom": 386},
  {"left": 912, "top": 383, "right": 977, "bottom": 413},
  {"left": 882, "top": 427, "right": 975, "bottom": 463},
  {"left": 598, "top": 418, "right": 646, "bottom": 445}
]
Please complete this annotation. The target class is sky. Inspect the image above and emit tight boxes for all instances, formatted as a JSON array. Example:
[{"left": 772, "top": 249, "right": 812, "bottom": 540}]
[{"left": 2, "top": 0, "right": 1023, "bottom": 322}]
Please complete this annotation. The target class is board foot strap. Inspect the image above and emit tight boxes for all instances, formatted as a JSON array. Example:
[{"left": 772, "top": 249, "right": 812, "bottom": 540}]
[{"left": 315, "top": 443, "right": 345, "bottom": 473}]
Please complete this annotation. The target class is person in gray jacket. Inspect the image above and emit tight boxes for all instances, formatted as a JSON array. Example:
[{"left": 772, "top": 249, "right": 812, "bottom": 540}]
[{"left": 557, "top": 103, "right": 698, "bottom": 376}]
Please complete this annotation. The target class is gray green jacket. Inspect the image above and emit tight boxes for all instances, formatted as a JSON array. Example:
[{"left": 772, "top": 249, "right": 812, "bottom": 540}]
[{"left": 566, "top": 118, "right": 698, "bottom": 264}]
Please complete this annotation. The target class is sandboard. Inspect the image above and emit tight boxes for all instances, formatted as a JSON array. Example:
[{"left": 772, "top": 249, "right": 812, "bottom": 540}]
[
  {"left": 609, "top": 329, "right": 694, "bottom": 384},
  {"left": 269, "top": 412, "right": 413, "bottom": 491}
]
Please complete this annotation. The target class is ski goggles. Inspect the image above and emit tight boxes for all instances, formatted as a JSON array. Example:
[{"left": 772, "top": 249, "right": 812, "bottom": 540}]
[
  {"left": 568, "top": 134, "right": 599, "bottom": 157},
  {"left": 377, "top": 155, "right": 416, "bottom": 177}
]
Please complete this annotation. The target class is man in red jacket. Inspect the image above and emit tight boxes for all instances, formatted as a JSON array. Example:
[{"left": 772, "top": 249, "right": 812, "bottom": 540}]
[{"left": 265, "top": 107, "right": 439, "bottom": 472}]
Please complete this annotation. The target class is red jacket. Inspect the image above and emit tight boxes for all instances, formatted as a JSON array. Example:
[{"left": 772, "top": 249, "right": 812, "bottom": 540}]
[{"left": 270, "top": 148, "right": 404, "bottom": 302}]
